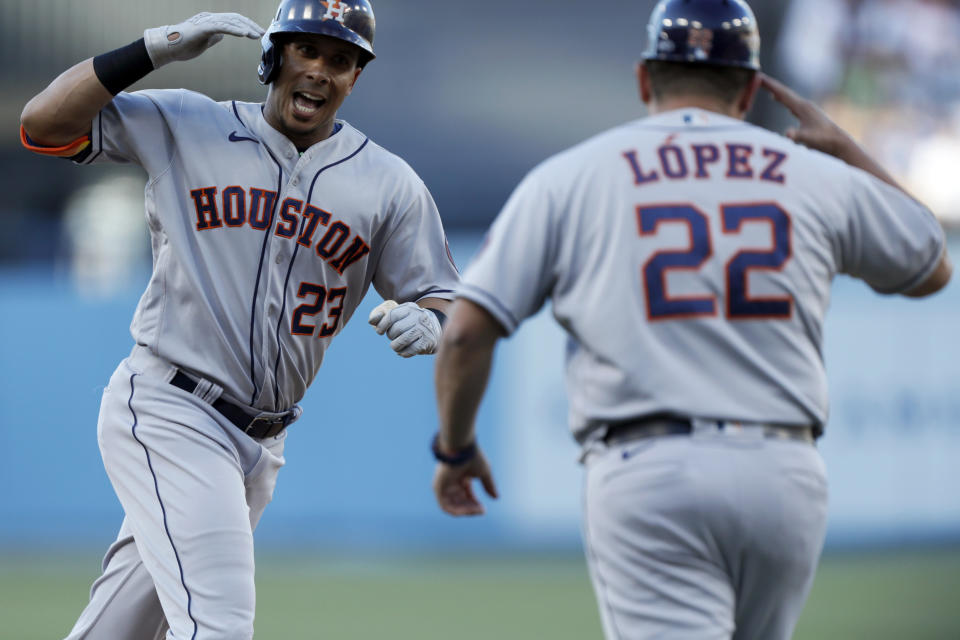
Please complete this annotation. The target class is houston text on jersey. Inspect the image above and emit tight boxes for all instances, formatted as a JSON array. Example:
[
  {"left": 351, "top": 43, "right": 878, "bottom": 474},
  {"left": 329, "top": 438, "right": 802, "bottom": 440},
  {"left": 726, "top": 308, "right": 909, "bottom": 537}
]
[{"left": 189, "top": 185, "right": 370, "bottom": 275}]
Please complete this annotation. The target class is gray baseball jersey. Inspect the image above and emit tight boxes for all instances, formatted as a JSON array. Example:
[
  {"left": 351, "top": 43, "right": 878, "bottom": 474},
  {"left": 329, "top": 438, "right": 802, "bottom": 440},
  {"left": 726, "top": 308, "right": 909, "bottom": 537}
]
[
  {"left": 460, "top": 108, "right": 944, "bottom": 439},
  {"left": 459, "top": 106, "right": 943, "bottom": 640},
  {"left": 80, "top": 88, "right": 458, "bottom": 411},
  {"left": 40, "top": 88, "right": 458, "bottom": 640}
]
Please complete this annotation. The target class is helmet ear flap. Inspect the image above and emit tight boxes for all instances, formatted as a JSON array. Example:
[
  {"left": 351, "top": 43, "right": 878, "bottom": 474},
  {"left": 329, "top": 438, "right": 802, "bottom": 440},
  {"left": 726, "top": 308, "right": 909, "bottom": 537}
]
[{"left": 258, "top": 37, "right": 279, "bottom": 85}]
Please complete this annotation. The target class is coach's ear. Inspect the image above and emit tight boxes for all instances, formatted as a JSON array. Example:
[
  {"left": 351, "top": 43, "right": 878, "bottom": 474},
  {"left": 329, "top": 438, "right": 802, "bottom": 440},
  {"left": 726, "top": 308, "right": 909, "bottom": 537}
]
[
  {"left": 637, "top": 62, "right": 653, "bottom": 105},
  {"left": 738, "top": 71, "right": 763, "bottom": 117}
]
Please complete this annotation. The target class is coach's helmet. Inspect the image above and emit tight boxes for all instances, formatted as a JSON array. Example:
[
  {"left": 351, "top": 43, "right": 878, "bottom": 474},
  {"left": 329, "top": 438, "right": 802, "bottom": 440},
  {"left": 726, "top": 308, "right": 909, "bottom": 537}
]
[
  {"left": 258, "top": 0, "right": 376, "bottom": 84},
  {"left": 642, "top": 0, "right": 760, "bottom": 70}
]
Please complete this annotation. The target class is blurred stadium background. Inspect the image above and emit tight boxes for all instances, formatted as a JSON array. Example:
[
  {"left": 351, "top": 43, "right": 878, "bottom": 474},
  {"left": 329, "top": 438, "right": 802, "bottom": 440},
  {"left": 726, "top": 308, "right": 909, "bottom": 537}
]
[{"left": 2, "top": 0, "right": 959, "bottom": 637}]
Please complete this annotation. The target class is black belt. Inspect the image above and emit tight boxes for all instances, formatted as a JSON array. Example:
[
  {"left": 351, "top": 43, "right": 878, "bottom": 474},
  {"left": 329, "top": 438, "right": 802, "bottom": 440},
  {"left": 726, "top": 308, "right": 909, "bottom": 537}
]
[
  {"left": 601, "top": 415, "right": 817, "bottom": 446},
  {"left": 169, "top": 370, "right": 294, "bottom": 439}
]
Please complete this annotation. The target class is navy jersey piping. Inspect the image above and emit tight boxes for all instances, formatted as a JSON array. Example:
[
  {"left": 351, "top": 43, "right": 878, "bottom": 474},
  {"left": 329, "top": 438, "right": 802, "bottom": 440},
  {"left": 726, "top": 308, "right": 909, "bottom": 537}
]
[
  {"left": 229, "top": 103, "right": 258, "bottom": 142},
  {"left": 270, "top": 137, "right": 371, "bottom": 406},
  {"left": 882, "top": 225, "right": 946, "bottom": 294},
  {"left": 84, "top": 115, "right": 104, "bottom": 164},
  {"left": 248, "top": 159, "right": 284, "bottom": 405},
  {"left": 305, "top": 137, "right": 370, "bottom": 199},
  {"left": 231, "top": 102, "right": 285, "bottom": 404},
  {"left": 272, "top": 233, "right": 306, "bottom": 404},
  {"left": 231, "top": 100, "right": 245, "bottom": 127},
  {"left": 127, "top": 373, "right": 199, "bottom": 639},
  {"left": 460, "top": 284, "right": 520, "bottom": 330}
]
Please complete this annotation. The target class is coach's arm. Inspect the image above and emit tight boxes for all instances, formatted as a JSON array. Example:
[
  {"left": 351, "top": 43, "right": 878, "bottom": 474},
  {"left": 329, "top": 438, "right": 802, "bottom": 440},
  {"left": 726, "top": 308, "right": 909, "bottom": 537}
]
[
  {"left": 432, "top": 299, "right": 502, "bottom": 516},
  {"left": 761, "top": 74, "right": 952, "bottom": 298}
]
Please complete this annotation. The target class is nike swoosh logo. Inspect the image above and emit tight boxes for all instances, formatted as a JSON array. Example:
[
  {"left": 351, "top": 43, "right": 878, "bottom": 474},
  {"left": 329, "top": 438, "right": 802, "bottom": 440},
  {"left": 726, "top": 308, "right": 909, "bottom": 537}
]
[{"left": 228, "top": 131, "right": 258, "bottom": 143}]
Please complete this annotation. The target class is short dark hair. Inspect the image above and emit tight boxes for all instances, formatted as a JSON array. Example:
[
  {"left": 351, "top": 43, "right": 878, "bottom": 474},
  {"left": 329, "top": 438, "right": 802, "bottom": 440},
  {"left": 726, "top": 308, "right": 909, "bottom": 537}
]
[{"left": 644, "top": 60, "right": 756, "bottom": 106}]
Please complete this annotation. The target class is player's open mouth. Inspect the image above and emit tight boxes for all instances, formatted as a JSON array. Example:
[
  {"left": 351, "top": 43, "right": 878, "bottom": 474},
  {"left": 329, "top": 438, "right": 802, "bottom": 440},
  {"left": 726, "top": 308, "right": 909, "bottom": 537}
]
[{"left": 292, "top": 91, "right": 326, "bottom": 116}]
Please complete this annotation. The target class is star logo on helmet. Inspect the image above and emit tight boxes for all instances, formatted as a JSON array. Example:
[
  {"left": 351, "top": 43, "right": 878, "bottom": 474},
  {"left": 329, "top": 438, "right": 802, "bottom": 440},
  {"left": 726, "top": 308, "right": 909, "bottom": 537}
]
[{"left": 321, "top": 0, "right": 348, "bottom": 23}]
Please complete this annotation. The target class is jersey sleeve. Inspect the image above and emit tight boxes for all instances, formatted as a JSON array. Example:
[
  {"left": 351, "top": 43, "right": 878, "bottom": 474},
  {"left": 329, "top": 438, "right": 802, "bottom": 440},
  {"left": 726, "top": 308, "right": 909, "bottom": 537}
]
[
  {"left": 458, "top": 168, "right": 560, "bottom": 335},
  {"left": 372, "top": 179, "right": 460, "bottom": 303},
  {"left": 73, "top": 90, "right": 181, "bottom": 175},
  {"left": 834, "top": 167, "right": 946, "bottom": 294}
]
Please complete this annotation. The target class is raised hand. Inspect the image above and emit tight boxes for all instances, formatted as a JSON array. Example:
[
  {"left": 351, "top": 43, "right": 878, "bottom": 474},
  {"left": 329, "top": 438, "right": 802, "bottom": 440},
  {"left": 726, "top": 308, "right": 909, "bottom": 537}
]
[
  {"left": 761, "top": 73, "right": 902, "bottom": 189},
  {"left": 759, "top": 73, "right": 852, "bottom": 157},
  {"left": 144, "top": 13, "right": 264, "bottom": 69}
]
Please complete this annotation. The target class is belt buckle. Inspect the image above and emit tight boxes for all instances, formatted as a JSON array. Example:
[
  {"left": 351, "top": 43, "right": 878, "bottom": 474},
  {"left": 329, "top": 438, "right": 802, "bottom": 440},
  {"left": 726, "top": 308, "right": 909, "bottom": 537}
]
[{"left": 245, "top": 414, "right": 284, "bottom": 438}]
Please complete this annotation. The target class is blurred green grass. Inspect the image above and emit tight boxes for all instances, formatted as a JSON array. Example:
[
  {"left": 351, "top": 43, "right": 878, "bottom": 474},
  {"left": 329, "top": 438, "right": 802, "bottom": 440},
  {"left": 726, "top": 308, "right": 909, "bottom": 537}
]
[{"left": 2, "top": 547, "right": 958, "bottom": 639}]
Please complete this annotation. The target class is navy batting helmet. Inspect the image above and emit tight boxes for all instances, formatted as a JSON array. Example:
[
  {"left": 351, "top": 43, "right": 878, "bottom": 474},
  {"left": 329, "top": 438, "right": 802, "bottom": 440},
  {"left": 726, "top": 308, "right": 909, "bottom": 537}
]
[
  {"left": 642, "top": 0, "right": 760, "bottom": 70},
  {"left": 258, "top": 0, "right": 376, "bottom": 84}
]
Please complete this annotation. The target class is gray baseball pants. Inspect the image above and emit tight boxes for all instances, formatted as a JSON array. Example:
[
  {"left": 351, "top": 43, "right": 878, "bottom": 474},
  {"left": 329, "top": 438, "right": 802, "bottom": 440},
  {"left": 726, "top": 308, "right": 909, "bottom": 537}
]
[
  {"left": 64, "top": 346, "right": 286, "bottom": 640},
  {"left": 582, "top": 421, "right": 828, "bottom": 640}
]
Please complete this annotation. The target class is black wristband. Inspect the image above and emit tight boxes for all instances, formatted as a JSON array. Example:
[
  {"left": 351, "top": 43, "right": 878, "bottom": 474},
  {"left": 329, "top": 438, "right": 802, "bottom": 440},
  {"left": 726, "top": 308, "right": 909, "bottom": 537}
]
[
  {"left": 427, "top": 308, "right": 447, "bottom": 328},
  {"left": 431, "top": 433, "right": 477, "bottom": 465},
  {"left": 93, "top": 38, "right": 155, "bottom": 96}
]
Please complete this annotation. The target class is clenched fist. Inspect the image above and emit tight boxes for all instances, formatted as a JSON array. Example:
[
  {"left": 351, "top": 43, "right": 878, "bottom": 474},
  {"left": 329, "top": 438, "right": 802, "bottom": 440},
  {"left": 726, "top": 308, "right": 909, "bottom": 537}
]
[{"left": 368, "top": 300, "right": 443, "bottom": 358}]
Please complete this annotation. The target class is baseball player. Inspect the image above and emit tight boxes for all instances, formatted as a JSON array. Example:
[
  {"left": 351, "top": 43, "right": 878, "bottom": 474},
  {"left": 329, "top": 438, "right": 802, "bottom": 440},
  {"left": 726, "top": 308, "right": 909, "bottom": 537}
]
[
  {"left": 430, "top": 1, "right": 951, "bottom": 639},
  {"left": 20, "top": 1, "right": 457, "bottom": 638}
]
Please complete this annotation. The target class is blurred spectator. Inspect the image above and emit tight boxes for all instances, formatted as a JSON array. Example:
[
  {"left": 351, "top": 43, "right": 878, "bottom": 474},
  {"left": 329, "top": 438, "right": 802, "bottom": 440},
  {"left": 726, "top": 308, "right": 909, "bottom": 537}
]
[
  {"left": 778, "top": 0, "right": 960, "bottom": 225},
  {"left": 777, "top": 0, "right": 852, "bottom": 100},
  {"left": 60, "top": 172, "right": 149, "bottom": 297}
]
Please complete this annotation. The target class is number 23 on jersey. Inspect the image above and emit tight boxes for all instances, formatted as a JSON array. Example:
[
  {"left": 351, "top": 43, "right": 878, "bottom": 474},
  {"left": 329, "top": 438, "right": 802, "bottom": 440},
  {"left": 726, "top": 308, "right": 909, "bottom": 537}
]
[{"left": 638, "top": 202, "right": 793, "bottom": 321}]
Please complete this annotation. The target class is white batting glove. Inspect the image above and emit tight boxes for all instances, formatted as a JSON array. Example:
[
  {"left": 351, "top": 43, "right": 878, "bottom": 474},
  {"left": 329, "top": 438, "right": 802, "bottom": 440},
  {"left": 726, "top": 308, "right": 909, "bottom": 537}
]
[
  {"left": 144, "top": 13, "right": 264, "bottom": 69},
  {"left": 368, "top": 301, "right": 443, "bottom": 358}
]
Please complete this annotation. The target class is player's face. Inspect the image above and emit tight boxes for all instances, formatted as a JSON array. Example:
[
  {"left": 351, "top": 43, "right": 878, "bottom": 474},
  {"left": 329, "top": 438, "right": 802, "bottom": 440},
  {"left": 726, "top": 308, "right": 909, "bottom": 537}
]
[{"left": 264, "top": 34, "right": 363, "bottom": 148}]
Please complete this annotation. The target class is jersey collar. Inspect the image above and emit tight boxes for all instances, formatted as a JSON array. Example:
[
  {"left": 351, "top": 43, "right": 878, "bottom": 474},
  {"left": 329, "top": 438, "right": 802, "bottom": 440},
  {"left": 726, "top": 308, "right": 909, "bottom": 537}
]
[
  {"left": 643, "top": 107, "right": 747, "bottom": 129},
  {"left": 229, "top": 101, "right": 365, "bottom": 166}
]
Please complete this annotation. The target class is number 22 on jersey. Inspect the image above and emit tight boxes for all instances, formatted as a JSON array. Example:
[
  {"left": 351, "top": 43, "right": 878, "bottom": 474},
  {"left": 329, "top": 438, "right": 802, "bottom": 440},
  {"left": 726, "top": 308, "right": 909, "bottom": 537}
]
[{"left": 638, "top": 203, "right": 793, "bottom": 321}]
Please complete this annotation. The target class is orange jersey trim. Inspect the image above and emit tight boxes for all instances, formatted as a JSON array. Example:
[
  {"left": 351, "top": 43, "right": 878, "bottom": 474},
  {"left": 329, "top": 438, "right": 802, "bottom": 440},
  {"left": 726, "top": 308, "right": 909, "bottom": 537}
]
[{"left": 20, "top": 125, "right": 90, "bottom": 158}]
